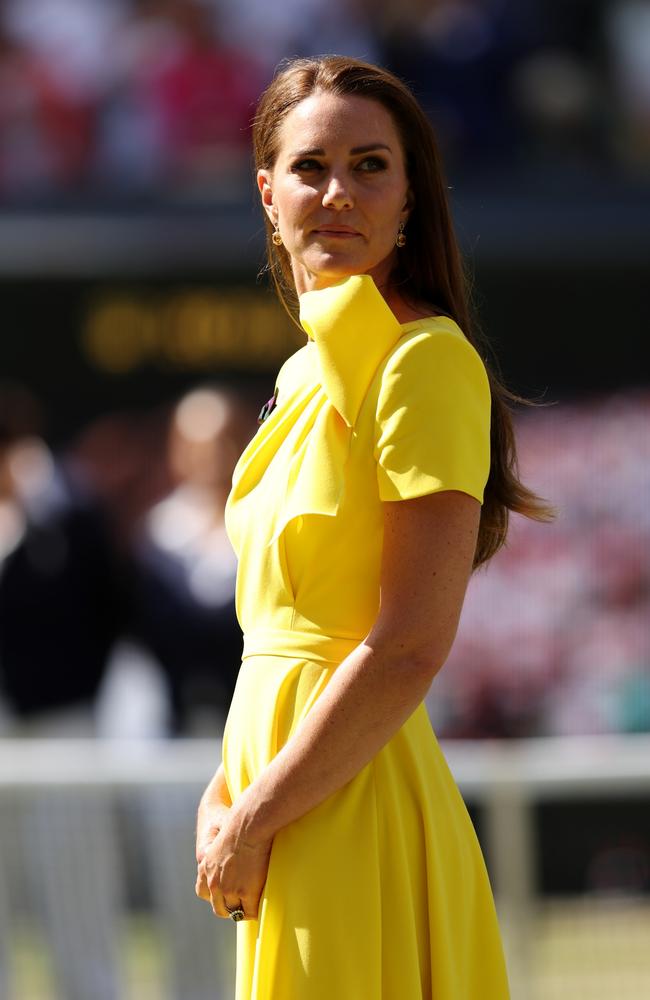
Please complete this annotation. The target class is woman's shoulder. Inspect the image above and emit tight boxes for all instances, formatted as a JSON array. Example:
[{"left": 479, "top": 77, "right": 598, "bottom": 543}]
[{"left": 378, "top": 313, "right": 489, "bottom": 401}]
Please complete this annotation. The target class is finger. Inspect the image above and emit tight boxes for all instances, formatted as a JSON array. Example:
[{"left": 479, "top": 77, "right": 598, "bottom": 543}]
[
  {"left": 195, "top": 872, "right": 211, "bottom": 901},
  {"left": 210, "top": 891, "right": 231, "bottom": 919},
  {"left": 195, "top": 862, "right": 211, "bottom": 901},
  {"left": 203, "top": 864, "right": 227, "bottom": 917},
  {"left": 240, "top": 893, "right": 260, "bottom": 920},
  {"left": 196, "top": 823, "right": 222, "bottom": 863},
  {"left": 195, "top": 836, "right": 215, "bottom": 864}
]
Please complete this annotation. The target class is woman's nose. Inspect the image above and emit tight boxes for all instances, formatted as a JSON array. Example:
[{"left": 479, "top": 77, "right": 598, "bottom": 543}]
[{"left": 322, "top": 174, "right": 353, "bottom": 210}]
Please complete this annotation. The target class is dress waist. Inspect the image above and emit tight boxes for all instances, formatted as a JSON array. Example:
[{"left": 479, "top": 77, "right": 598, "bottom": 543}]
[{"left": 242, "top": 627, "right": 361, "bottom": 665}]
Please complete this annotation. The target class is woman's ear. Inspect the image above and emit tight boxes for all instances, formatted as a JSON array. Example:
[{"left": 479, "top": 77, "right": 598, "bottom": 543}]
[
  {"left": 257, "top": 169, "right": 276, "bottom": 226},
  {"left": 401, "top": 185, "right": 415, "bottom": 222}
]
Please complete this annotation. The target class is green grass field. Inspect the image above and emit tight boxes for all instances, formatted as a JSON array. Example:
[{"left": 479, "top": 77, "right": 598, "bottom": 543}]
[
  {"left": 6, "top": 898, "right": 650, "bottom": 1000},
  {"left": 531, "top": 898, "right": 650, "bottom": 999}
]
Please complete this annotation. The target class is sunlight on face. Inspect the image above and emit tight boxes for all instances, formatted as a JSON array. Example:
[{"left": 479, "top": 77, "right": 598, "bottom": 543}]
[{"left": 258, "top": 92, "right": 412, "bottom": 294}]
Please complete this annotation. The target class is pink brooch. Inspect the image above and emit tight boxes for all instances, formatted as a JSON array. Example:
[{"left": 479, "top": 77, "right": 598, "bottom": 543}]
[{"left": 258, "top": 388, "right": 278, "bottom": 425}]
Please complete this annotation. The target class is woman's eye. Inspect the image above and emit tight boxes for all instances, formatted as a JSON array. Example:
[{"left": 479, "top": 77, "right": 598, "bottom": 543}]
[
  {"left": 357, "top": 156, "right": 387, "bottom": 172},
  {"left": 292, "top": 159, "right": 322, "bottom": 172}
]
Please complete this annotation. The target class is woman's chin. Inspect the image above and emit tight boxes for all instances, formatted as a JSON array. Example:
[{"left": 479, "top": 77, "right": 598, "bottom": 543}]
[
  {"left": 295, "top": 257, "right": 374, "bottom": 292},
  {"left": 293, "top": 246, "right": 396, "bottom": 293}
]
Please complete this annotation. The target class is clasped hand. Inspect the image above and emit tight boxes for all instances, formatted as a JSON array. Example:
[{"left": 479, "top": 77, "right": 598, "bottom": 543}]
[{"left": 196, "top": 803, "right": 273, "bottom": 921}]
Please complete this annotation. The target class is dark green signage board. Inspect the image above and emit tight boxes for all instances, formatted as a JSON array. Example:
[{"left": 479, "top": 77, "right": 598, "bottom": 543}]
[{"left": 1, "top": 279, "right": 303, "bottom": 444}]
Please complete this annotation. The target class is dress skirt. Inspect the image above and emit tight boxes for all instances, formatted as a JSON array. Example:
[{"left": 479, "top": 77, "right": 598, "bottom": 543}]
[{"left": 222, "top": 630, "right": 510, "bottom": 999}]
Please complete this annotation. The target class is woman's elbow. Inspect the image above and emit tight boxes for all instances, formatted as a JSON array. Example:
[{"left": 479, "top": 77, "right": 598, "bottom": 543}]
[
  {"left": 367, "top": 632, "right": 454, "bottom": 687},
  {"left": 405, "top": 644, "right": 451, "bottom": 686}
]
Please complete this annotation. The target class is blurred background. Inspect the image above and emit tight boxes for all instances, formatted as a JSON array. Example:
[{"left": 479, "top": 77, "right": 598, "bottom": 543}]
[{"left": 0, "top": 0, "right": 649, "bottom": 997}]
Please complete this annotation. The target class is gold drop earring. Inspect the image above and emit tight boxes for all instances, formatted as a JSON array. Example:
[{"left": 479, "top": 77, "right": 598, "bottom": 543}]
[
  {"left": 272, "top": 222, "right": 283, "bottom": 246},
  {"left": 396, "top": 222, "right": 406, "bottom": 248}
]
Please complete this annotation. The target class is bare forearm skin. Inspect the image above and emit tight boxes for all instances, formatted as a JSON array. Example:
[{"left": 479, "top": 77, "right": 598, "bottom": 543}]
[{"left": 230, "top": 639, "right": 437, "bottom": 845}]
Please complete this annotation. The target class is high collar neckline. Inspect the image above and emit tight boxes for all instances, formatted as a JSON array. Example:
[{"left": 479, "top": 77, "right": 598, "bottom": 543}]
[{"left": 298, "top": 275, "right": 405, "bottom": 427}]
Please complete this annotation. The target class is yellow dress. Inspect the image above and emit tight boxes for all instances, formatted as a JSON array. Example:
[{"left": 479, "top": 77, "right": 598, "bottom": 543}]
[{"left": 222, "top": 275, "right": 510, "bottom": 999}]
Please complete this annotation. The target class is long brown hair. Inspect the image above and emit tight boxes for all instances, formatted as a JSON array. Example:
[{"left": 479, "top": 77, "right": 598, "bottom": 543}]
[{"left": 252, "top": 55, "right": 553, "bottom": 567}]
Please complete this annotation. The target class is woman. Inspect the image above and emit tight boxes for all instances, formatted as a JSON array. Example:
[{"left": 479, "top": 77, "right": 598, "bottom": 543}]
[{"left": 195, "top": 55, "right": 550, "bottom": 999}]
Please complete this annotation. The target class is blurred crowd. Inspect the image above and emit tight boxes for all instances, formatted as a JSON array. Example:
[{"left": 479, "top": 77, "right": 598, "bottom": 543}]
[
  {"left": 0, "top": 0, "right": 649, "bottom": 201},
  {"left": 0, "top": 378, "right": 259, "bottom": 737},
  {"left": 1, "top": 377, "right": 649, "bottom": 740},
  {"left": 430, "top": 390, "right": 650, "bottom": 739}
]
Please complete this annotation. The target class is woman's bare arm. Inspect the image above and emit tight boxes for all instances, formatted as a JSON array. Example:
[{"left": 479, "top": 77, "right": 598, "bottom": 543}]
[{"left": 228, "top": 489, "right": 480, "bottom": 845}]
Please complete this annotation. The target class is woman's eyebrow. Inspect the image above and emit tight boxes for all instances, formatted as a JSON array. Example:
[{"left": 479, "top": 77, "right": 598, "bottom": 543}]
[
  {"left": 351, "top": 143, "right": 392, "bottom": 154},
  {"left": 289, "top": 143, "right": 392, "bottom": 157}
]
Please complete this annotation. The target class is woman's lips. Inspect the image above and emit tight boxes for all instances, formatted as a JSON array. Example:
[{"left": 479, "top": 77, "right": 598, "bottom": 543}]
[{"left": 312, "top": 228, "right": 361, "bottom": 238}]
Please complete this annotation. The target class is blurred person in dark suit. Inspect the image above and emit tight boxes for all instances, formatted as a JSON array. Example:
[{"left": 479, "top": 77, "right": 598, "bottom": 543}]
[
  {"left": 127, "top": 383, "right": 258, "bottom": 735},
  {"left": 0, "top": 381, "right": 125, "bottom": 729}
]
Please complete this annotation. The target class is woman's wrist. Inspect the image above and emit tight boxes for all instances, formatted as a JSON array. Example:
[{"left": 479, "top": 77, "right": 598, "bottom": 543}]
[
  {"left": 228, "top": 785, "right": 276, "bottom": 846},
  {"left": 199, "top": 800, "right": 229, "bottom": 827}
]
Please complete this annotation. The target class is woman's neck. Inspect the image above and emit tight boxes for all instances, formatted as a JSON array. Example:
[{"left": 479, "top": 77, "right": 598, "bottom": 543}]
[{"left": 293, "top": 266, "right": 439, "bottom": 324}]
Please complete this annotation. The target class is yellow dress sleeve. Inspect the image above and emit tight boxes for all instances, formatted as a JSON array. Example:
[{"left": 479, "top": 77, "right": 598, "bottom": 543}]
[{"left": 374, "top": 325, "right": 491, "bottom": 503}]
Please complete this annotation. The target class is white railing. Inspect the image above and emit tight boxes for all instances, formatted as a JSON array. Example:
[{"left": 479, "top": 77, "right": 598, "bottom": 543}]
[{"left": 1, "top": 735, "right": 650, "bottom": 1000}]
